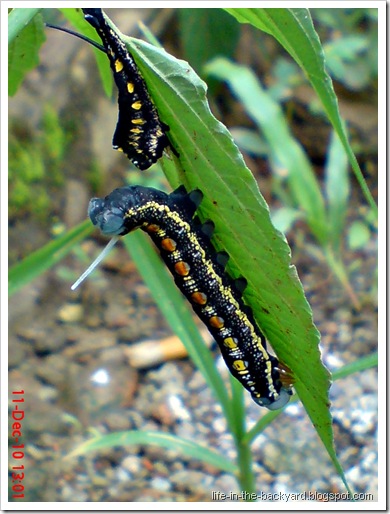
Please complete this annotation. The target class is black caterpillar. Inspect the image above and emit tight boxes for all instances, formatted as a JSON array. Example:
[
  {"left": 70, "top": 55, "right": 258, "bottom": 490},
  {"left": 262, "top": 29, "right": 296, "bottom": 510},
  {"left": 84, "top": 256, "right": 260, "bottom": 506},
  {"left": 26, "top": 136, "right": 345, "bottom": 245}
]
[
  {"left": 82, "top": 8, "right": 170, "bottom": 170},
  {"left": 87, "top": 185, "right": 293, "bottom": 410}
]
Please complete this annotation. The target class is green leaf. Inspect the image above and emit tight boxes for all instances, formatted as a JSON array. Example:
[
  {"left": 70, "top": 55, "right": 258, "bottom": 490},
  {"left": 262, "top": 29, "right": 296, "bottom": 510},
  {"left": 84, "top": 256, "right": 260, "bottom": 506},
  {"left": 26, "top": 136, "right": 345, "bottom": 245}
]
[
  {"left": 348, "top": 221, "right": 371, "bottom": 250},
  {"left": 9, "top": 220, "right": 94, "bottom": 295},
  {"left": 325, "top": 130, "right": 350, "bottom": 251},
  {"left": 112, "top": 30, "right": 331, "bottom": 453},
  {"left": 8, "top": 10, "right": 45, "bottom": 96},
  {"left": 224, "top": 7, "right": 377, "bottom": 217},
  {"left": 324, "top": 35, "right": 371, "bottom": 90},
  {"left": 229, "top": 127, "right": 269, "bottom": 157},
  {"left": 8, "top": 7, "right": 42, "bottom": 44},
  {"left": 67, "top": 430, "right": 238, "bottom": 474},
  {"left": 271, "top": 207, "right": 302, "bottom": 234}
]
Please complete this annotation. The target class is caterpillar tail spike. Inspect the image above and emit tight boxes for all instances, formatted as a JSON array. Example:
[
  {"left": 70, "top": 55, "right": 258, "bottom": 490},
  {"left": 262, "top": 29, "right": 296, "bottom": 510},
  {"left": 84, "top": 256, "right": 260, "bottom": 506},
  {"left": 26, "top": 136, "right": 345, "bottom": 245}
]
[{"left": 71, "top": 237, "right": 119, "bottom": 290}]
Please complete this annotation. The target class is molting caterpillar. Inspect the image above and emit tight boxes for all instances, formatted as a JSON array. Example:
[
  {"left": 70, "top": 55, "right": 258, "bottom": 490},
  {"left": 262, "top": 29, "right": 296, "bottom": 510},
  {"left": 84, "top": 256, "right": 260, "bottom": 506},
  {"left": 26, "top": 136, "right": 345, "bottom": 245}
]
[
  {"left": 82, "top": 8, "right": 170, "bottom": 170},
  {"left": 81, "top": 185, "right": 293, "bottom": 410}
]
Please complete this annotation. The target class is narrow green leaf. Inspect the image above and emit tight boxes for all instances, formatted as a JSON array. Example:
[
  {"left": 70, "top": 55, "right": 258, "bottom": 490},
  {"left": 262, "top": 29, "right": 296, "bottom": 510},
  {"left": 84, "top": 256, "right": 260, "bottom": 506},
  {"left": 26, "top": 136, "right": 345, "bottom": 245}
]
[
  {"left": 224, "top": 8, "right": 377, "bottom": 216},
  {"left": 325, "top": 130, "right": 350, "bottom": 251},
  {"left": 205, "top": 57, "right": 328, "bottom": 244},
  {"left": 331, "top": 352, "right": 377, "bottom": 381},
  {"left": 9, "top": 220, "right": 93, "bottom": 295},
  {"left": 348, "top": 221, "right": 372, "bottom": 250},
  {"left": 271, "top": 207, "right": 302, "bottom": 234},
  {"left": 8, "top": 7, "right": 42, "bottom": 44},
  {"left": 229, "top": 127, "right": 268, "bottom": 157},
  {"left": 68, "top": 430, "right": 238, "bottom": 474},
  {"left": 324, "top": 35, "right": 371, "bottom": 90}
]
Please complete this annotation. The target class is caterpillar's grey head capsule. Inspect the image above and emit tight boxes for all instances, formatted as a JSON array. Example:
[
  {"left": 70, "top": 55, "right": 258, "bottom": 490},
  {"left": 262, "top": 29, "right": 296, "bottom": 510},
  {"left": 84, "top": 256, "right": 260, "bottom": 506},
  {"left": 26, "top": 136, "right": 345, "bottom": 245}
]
[
  {"left": 71, "top": 189, "right": 136, "bottom": 291},
  {"left": 73, "top": 185, "right": 172, "bottom": 290},
  {"left": 88, "top": 197, "right": 126, "bottom": 236}
]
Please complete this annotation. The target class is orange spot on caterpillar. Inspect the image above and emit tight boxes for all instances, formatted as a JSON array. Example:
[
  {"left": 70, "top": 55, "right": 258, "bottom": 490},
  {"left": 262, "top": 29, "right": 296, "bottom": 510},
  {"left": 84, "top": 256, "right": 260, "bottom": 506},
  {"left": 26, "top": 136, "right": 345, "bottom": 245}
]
[
  {"left": 191, "top": 292, "right": 207, "bottom": 305},
  {"left": 209, "top": 316, "right": 224, "bottom": 329},
  {"left": 146, "top": 224, "right": 160, "bottom": 233},
  {"left": 174, "top": 261, "right": 190, "bottom": 276},
  {"left": 161, "top": 238, "right": 177, "bottom": 252}
]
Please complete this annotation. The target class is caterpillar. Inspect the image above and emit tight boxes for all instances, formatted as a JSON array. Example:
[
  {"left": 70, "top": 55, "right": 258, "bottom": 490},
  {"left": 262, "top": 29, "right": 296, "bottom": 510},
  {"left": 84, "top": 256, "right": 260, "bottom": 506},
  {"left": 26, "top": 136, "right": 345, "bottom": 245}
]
[
  {"left": 84, "top": 185, "right": 293, "bottom": 410},
  {"left": 81, "top": 8, "right": 170, "bottom": 170}
]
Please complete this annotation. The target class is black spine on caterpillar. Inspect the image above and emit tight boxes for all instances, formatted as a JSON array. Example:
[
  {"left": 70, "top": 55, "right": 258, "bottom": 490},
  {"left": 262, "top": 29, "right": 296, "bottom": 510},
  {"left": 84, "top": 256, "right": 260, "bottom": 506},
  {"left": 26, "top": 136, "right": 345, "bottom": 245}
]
[
  {"left": 82, "top": 8, "right": 170, "bottom": 170},
  {"left": 88, "top": 185, "right": 292, "bottom": 410}
]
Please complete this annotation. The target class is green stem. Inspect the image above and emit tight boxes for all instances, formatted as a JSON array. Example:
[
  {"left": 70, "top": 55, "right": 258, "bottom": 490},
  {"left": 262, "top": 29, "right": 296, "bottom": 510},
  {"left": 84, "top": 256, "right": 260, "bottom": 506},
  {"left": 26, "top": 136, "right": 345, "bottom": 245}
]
[
  {"left": 230, "top": 379, "right": 257, "bottom": 500},
  {"left": 235, "top": 439, "right": 257, "bottom": 501}
]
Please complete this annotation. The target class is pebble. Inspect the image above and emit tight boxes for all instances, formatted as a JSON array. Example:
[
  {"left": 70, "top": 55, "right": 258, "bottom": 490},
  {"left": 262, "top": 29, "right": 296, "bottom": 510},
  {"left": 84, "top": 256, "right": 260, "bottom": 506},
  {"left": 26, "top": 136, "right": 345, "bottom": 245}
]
[
  {"left": 121, "top": 455, "right": 142, "bottom": 474},
  {"left": 56, "top": 303, "right": 84, "bottom": 323},
  {"left": 150, "top": 476, "right": 172, "bottom": 492}
]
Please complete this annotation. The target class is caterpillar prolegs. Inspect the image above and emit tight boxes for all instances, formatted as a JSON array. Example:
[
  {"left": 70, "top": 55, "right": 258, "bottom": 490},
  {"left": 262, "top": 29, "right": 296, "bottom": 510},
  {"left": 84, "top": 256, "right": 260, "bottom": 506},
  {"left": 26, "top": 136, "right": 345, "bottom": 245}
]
[{"left": 86, "top": 185, "right": 293, "bottom": 410}]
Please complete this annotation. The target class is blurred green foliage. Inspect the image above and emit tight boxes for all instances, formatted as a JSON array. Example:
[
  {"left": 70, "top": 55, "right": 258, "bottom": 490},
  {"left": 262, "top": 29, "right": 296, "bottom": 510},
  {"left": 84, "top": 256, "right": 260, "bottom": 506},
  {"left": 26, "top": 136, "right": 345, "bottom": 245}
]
[
  {"left": 312, "top": 8, "right": 378, "bottom": 91},
  {"left": 9, "top": 105, "right": 66, "bottom": 222}
]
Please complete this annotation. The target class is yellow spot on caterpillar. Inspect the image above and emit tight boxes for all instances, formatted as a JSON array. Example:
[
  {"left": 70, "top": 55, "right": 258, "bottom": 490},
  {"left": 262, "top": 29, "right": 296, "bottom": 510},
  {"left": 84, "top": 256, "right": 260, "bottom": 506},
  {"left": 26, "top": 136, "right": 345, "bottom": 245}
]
[
  {"left": 146, "top": 224, "right": 160, "bottom": 233},
  {"left": 209, "top": 316, "right": 224, "bottom": 329},
  {"left": 232, "top": 360, "right": 249, "bottom": 373},
  {"left": 130, "top": 128, "right": 143, "bottom": 134},
  {"left": 191, "top": 292, "right": 207, "bottom": 305},
  {"left": 127, "top": 82, "right": 134, "bottom": 93},
  {"left": 132, "top": 100, "right": 142, "bottom": 110},
  {"left": 115, "top": 59, "right": 124, "bottom": 72},
  {"left": 174, "top": 261, "right": 190, "bottom": 276},
  {"left": 132, "top": 118, "right": 145, "bottom": 125},
  {"left": 223, "top": 337, "right": 238, "bottom": 349},
  {"left": 161, "top": 238, "right": 177, "bottom": 252}
]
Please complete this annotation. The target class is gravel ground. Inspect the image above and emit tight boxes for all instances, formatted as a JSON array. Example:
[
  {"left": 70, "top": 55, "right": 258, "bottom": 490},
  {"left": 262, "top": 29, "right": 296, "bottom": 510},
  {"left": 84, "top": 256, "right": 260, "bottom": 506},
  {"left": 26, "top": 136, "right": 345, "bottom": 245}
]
[{"left": 8, "top": 219, "right": 378, "bottom": 502}]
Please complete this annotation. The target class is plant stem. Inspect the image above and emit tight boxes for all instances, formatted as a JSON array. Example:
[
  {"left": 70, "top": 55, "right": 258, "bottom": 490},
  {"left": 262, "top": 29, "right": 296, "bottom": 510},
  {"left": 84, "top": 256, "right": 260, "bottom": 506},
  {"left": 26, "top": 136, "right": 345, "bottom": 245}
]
[
  {"left": 235, "top": 439, "right": 257, "bottom": 500},
  {"left": 230, "top": 379, "right": 257, "bottom": 500}
]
